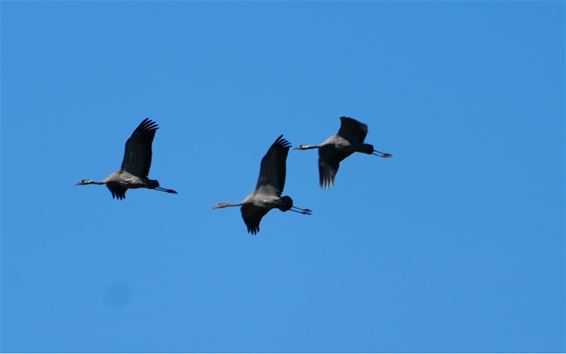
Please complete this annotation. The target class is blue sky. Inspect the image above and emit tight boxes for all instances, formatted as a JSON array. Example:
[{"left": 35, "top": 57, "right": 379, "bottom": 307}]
[{"left": 1, "top": 1, "right": 564, "bottom": 352}]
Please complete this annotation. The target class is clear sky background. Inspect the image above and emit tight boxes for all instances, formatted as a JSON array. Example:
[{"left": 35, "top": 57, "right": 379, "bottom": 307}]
[{"left": 1, "top": 1, "right": 564, "bottom": 352}]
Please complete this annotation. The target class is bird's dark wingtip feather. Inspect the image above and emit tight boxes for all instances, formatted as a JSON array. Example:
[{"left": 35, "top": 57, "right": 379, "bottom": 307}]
[
  {"left": 274, "top": 135, "right": 291, "bottom": 149},
  {"left": 247, "top": 226, "right": 259, "bottom": 235},
  {"left": 110, "top": 190, "right": 126, "bottom": 200},
  {"left": 320, "top": 177, "right": 334, "bottom": 189},
  {"left": 318, "top": 158, "right": 337, "bottom": 189},
  {"left": 137, "top": 118, "right": 159, "bottom": 132}
]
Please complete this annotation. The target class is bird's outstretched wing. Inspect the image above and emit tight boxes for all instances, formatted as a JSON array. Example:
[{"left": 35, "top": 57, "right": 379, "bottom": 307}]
[
  {"left": 337, "top": 116, "right": 368, "bottom": 143},
  {"left": 255, "top": 135, "right": 291, "bottom": 196},
  {"left": 241, "top": 204, "right": 269, "bottom": 235},
  {"left": 120, "top": 118, "right": 158, "bottom": 178},
  {"left": 106, "top": 183, "right": 127, "bottom": 200},
  {"left": 318, "top": 145, "right": 352, "bottom": 189}
]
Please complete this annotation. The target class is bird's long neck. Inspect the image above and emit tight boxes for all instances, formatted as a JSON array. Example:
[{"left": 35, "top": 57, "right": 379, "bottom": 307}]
[
  {"left": 295, "top": 144, "right": 320, "bottom": 150},
  {"left": 77, "top": 179, "right": 105, "bottom": 187},
  {"left": 213, "top": 202, "right": 244, "bottom": 209}
]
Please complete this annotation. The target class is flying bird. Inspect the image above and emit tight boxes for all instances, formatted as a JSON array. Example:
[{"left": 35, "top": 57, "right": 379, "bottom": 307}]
[
  {"left": 295, "top": 116, "right": 392, "bottom": 188},
  {"left": 213, "top": 135, "right": 312, "bottom": 235},
  {"left": 76, "top": 118, "right": 177, "bottom": 200}
]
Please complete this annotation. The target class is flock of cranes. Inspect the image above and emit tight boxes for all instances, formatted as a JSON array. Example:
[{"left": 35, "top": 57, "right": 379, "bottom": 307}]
[{"left": 77, "top": 116, "right": 392, "bottom": 234}]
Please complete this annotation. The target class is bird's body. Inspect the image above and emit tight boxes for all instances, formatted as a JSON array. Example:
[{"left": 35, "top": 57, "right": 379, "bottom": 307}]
[
  {"left": 77, "top": 118, "right": 177, "bottom": 200},
  {"left": 295, "top": 116, "right": 392, "bottom": 188},
  {"left": 213, "top": 135, "right": 311, "bottom": 235},
  {"left": 241, "top": 192, "right": 286, "bottom": 210},
  {"left": 101, "top": 170, "right": 161, "bottom": 200}
]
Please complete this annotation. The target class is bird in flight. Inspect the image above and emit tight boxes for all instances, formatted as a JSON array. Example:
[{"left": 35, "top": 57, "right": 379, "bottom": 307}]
[
  {"left": 76, "top": 118, "right": 177, "bottom": 200},
  {"left": 295, "top": 116, "right": 392, "bottom": 188},
  {"left": 213, "top": 135, "right": 312, "bottom": 235}
]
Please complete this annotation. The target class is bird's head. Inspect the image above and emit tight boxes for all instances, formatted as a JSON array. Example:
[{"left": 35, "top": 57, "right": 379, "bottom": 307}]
[
  {"left": 212, "top": 202, "right": 230, "bottom": 209},
  {"left": 76, "top": 179, "right": 93, "bottom": 186}
]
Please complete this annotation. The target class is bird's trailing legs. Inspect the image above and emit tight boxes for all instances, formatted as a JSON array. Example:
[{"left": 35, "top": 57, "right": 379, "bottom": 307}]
[
  {"left": 372, "top": 149, "right": 392, "bottom": 158},
  {"left": 290, "top": 206, "right": 312, "bottom": 215},
  {"left": 155, "top": 186, "right": 178, "bottom": 194}
]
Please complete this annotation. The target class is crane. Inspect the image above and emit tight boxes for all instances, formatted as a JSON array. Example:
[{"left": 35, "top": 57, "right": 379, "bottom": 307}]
[
  {"left": 295, "top": 116, "right": 392, "bottom": 188},
  {"left": 76, "top": 118, "right": 177, "bottom": 200},
  {"left": 213, "top": 135, "right": 312, "bottom": 235}
]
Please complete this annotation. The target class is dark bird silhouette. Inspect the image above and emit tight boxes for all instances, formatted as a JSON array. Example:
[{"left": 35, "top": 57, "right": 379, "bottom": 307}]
[
  {"left": 295, "top": 116, "right": 392, "bottom": 188},
  {"left": 76, "top": 118, "right": 177, "bottom": 200},
  {"left": 213, "top": 135, "right": 312, "bottom": 235}
]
